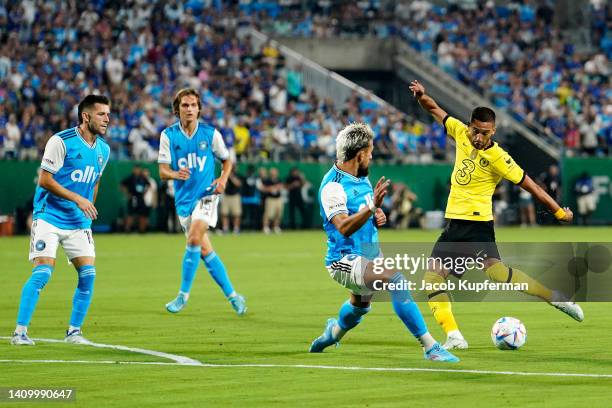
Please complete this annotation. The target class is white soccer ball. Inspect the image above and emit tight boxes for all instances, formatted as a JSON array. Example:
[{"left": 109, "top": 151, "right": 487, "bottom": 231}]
[{"left": 491, "top": 317, "right": 527, "bottom": 350}]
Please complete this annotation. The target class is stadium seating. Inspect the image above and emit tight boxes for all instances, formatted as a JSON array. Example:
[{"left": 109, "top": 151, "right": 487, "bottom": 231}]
[
  {"left": 259, "top": 0, "right": 611, "bottom": 157},
  {"left": 0, "top": 1, "right": 445, "bottom": 163}
]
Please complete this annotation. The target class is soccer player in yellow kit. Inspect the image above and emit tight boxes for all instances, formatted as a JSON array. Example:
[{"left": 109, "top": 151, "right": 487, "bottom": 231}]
[{"left": 409, "top": 80, "right": 583, "bottom": 350}]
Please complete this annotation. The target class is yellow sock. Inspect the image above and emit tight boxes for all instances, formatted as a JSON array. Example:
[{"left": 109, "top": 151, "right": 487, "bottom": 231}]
[
  {"left": 424, "top": 271, "right": 459, "bottom": 334},
  {"left": 485, "top": 262, "right": 553, "bottom": 302}
]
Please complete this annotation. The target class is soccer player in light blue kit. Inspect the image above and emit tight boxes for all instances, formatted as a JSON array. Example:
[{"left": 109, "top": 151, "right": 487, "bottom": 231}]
[
  {"left": 11, "top": 95, "right": 111, "bottom": 346},
  {"left": 309, "top": 123, "right": 458, "bottom": 362},
  {"left": 159, "top": 88, "right": 246, "bottom": 315}
]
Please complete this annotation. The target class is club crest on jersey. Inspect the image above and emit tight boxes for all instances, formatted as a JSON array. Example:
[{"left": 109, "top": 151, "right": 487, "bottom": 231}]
[
  {"left": 71, "top": 166, "right": 98, "bottom": 183},
  {"left": 98, "top": 154, "right": 104, "bottom": 166},
  {"left": 199, "top": 141, "right": 208, "bottom": 150},
  {"left": 479, "top": 158, "right": 489, "bottom": 167},
  {"left": 177, "top": 153, "right": 207, "bottom": 171}
]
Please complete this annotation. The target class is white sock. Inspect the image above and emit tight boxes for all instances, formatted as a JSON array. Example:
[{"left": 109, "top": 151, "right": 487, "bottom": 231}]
[
  {"left": 227, "top": 291, "right": 237, "bottom": 299},
  {"left": 15, "top": 325, "right": 27, "bottom": 335},
  {"left": 179, "top": 291, "right": 190, "bottom": 301},
  {"left": 331, "top": 323, "right": 346, "bottom": 340},
  {"left": 418, "top": 332, "right": 437, "bottom": 351},
  {"left": 68, "top": 326, "right": 80, "bottom": 333}
]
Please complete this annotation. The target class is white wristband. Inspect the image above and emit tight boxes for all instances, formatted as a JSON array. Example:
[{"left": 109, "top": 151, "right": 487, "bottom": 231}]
[{"left": 367, "top": 201, "right": 376, "bottom": 215}]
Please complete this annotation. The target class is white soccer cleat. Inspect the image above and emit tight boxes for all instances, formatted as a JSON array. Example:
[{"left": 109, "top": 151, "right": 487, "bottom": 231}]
[
  {"left": 550, "top": 291, "right": 584, "bottom": 322},
  {"left": 10, "top": 332, "right": 35, "bottom": 346},
  {"left": 443, "top": 332, "right": 469, "bottom": 350},
  {"left": 551, "top": 301, "right": 584, "bottom": 322},
  {"left": 64, "top": 329, "right": 92, "bottom": 345}
]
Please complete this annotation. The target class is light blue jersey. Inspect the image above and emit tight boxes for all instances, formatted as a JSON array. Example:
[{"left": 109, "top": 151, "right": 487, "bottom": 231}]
[
  {"left": 158, "top": 121, "right": 229, "bottom": 217},
  {"left": 33, "top": 127, "right": 110, "bottom": 230},
  {"left": 319, "top": 165, "right": 379, "bottom": 266}
]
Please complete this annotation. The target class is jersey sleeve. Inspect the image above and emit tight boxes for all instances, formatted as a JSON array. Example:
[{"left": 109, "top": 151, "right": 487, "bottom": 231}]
[
  {"left": 212, "top": 129, "right": 229, "bottom": 161},
  {"left": 157, "top": 131, "right": 172, "bottom": 164},
  {"left": 491, "top": 151, "right": 525, "bottom": 185},
  {"left": 40, "top": 135, "right": 66, "bottom": 174},
  {"left": 320, "top": 182, "right": 348, "bottom": 221},
  {"left": 443, "top": 115, "right": 466, "bottom": 141},
  {"left": 99, "top": 144, "right": 111, "bottom": 177}
]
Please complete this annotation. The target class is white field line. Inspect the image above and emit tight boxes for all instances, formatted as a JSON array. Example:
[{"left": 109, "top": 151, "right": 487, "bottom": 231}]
[
  {"left": 3, "top": 337, "right": 612, "bottom": 379},
  {"left": 0, "top": 336, "right": 203, "bottom": 366}
]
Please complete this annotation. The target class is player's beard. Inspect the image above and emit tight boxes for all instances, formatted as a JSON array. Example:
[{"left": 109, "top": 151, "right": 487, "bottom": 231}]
[
  {"left": 89, "top": 122, "right": 106, "bottom": 136},
  {"left": 357, "top": 163, "right": 369, "bottom": 177}
]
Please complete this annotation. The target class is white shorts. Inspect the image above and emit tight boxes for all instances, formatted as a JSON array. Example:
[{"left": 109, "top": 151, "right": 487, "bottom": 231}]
[
  {"left": 29, "top": 219, "right": 95, "bottom": 261},
  {"left": 577, "top": 193, "right": 596, "bottom": 214},
  {"left": 326, "top": 254, "right": 372, "bottom": 296},
  {"left": 179, "top": 195, "right": 220, "bottom": 236}
]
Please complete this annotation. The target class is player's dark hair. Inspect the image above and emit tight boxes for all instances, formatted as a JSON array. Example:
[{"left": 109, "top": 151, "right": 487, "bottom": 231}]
[
  {"left": 471, "top": 106, "right": 496, "bottom": 123},
  {"left": 78, "top": 95, "right": 110, "bottom": 124},
  {"left": 173, "top": 88, "right": 202, "bottom": 117}
]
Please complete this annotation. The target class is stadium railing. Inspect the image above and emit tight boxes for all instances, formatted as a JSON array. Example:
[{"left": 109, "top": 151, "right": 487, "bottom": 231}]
[{"left": 245, "top": 28, "right": 391, "bottom": 110}]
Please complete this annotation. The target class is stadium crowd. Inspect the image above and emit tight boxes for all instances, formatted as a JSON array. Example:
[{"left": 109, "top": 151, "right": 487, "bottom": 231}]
[
  {"left": 0, "top": 0, "right": 449, "bottom": 164},
  {"left": 258, "top": 0, "right": 611, "bottom": 156}
]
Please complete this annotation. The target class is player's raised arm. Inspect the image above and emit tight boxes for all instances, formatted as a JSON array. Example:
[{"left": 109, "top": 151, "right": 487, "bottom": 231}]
[
  {"left": 330, "top": 176, "right": 390, "bottom": 237},
  {"left": 409, "top": 80, "right": 448, "bottom": 124},
  {"left": 519, "top": 174, "right": 573, "bottom": 223}
]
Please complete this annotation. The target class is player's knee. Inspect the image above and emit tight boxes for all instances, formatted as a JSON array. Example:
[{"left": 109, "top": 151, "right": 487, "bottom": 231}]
[
  {"left": 423, "top": 271, "right": 448, "bottom": 299},
  {"left": 485, "top": 262, "right": 511, "bottom": 283},
  {"left": 29, "top": 264, "right": 53, "bottom": 290},
  {"left": 76, "top": 265, "right": 96, "bottom": 292},
  {"left": 186, "top": 235, "right": 202, "bottom": 246}
]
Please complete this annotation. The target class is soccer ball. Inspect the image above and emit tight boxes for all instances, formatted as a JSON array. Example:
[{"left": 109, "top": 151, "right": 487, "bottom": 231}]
[{"left": 491, "top": 317, "right": 527, "bottom": 350}]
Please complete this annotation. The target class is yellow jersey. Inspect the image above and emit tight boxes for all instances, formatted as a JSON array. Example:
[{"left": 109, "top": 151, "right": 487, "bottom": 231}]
[{"left": 444, "top": 116, "right": 525, "bottom": 221}]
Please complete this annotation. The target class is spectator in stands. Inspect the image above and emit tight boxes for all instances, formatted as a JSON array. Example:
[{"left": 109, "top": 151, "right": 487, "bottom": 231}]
[
  {"left": 159, "top": 180, "right": 180, "bottom": 233},
  {"left": 574, "top": 172, "right": 597, "bottom": 225},
  {"left": 539, "top": 164, "right": 562, "bottom": 203},
  {"left": 233, "top": 116, "right": 250, "bottom": 160},
  {"left": 142, "top": 168, "right": 158, "bottom": 232},
  {"left": 4, "top": 113, "right": 20, "bottom": 159},
  {"left": 389, "top": 183, "right": 421, "bottom": 229},
  {"left": 262, "top": 167, "right": 284, "bottom": 234},
  {"left": 121, "top": 165, "right": 150, "bottom": 233},
  {"left": 242, "top": 165, "right": 261, "bottom": 231},
  {"left": 518, "top": 188, "right": 537, "bottom": 227},
  {"left": 220, "top": 167, "right": 243, "bottom": 234},
  {"left": 285, "top": 167, "right": 308, "bottom": 229}
]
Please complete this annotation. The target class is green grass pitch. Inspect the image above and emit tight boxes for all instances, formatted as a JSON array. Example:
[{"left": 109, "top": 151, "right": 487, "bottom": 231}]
[{"left": 1, "top": 227, "right": 612, "bottom": 407}]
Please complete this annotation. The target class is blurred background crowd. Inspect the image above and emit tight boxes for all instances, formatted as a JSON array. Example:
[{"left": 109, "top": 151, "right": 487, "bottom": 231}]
[{"left": 0, "top": 0, "right": 608, "bottom": 233}]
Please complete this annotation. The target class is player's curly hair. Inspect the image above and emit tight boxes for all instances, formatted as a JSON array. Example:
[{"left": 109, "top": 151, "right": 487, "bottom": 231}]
[
  {"left": 336, "top": 123, "right": 374, "bottom": 162},
  {"left": 172, "top": 88, "right": 202, "bottom": 117}
]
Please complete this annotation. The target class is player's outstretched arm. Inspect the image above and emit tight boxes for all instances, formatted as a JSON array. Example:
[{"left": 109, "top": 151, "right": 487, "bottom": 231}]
[
  {"left": 409, "top": 80, "right": 448, "bottom": 124},
  {"left": 38, "top": 170, "right": 98, "bottom": 219},
  {"left": 331, "top": 177, "right": 390, "bottom": 237},
  {"left": 159, "top": 163, "right": 190, "bottom": 181},
  {"left": 519, "top": 174, "right": 573, "bottom": 223}
]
